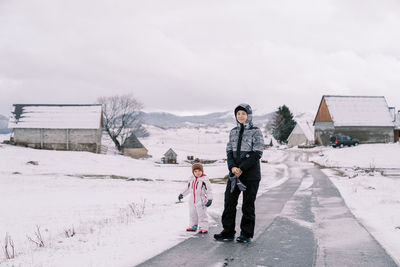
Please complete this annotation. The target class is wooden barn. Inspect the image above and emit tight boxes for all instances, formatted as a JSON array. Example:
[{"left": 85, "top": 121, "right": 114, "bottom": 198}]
[
  {"left": 313, "top": 96, "right": 395, "bottom": 146},
  {"left": 287, "top": 121, "right": 314, "bottom": 148},
  {"left": 122, "top": 134, "right": 149, "bottom": 158},
  {"left": 162, "top": 148, "right": 177, "bottom": 164},
  {"left": 8, "top": 104, "right": 103, "bottom": 153}
]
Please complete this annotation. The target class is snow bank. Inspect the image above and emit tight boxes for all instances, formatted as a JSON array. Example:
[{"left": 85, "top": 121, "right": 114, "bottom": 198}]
[
  {"left": 310, "top": 143, "right": 400, "bottom": 169},
  {"left": 323, "top": 169, "right": 400, "bottom": 265}
]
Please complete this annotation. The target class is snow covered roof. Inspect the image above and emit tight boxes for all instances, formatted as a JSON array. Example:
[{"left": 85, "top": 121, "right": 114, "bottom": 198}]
[
  {"left": 164, "top": 148, "right": 177, "bottom": 158},
  {"left": 123, "top": 134, "right": 146, "bottom": 149},
  {"left": 323, "top": 96, "right": 394, "bottom": 127},
  {"left": 288, "top": 120, "right": 314, "bottom": 141},
  {"left": 298, "top": 121, "right": 314, "bottom": 141},
  {"left": 8, "top": 104, "right": 103, "bottom": 129}
]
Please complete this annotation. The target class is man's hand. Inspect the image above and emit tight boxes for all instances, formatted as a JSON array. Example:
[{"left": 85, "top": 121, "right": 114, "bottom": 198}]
[
  {"left": 231, "top": 167, "right": 243, "bottom": 177},
  {"left": 231, "top": 167, "right": 239, "bottom": 174}
]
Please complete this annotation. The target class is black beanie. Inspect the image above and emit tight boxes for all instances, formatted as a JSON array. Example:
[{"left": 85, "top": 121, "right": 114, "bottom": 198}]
[{"left": 235, "top": 106, "right": 247, "bottom": 115}]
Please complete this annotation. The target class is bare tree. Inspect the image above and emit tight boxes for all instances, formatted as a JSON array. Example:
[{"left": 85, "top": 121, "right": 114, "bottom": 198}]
[
  {"left": 4, "top": 232, "right": 15, "bottom": 259},
  {"left": 98, "top": 94, "right": 148, "bottom": 151},
  {"left": 64, "top": 226, "right": 75, "bottom": 238},
  {"left": 27, "top": 225, "right": 45, "bottom": 248}
]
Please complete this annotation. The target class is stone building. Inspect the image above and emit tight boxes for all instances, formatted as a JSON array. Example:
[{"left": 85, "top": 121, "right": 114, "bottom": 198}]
[
  {"left": 162, "top": 148, "right": 177, "bottom": 164},
  {"left": 287, "top": 121, "right": 314, "bottom": 148},
  {"left": 8, "top": 104, "right": 103, "bottom": 153},
  {"left": 122, "top": 134, "right": 149, "bottom": 158},
  {"left": 313, "top": 95, "right": 395, "bottom": 146}
]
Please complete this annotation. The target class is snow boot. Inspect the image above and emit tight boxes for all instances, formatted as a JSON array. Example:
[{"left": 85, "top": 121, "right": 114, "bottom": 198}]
[
  {"left": 214, "top": 231, "right": 234, "bottom": 241},
  {"left": 236, "top": 234, "right": 251, "bottom": 243},
  {"left": 186, "top": 225, "right": 198, "bottom": 232}
]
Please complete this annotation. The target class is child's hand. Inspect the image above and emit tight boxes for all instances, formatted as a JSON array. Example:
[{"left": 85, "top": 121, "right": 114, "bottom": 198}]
[{"left": 178, "top": 194, "right": 183, "bottom": 201}]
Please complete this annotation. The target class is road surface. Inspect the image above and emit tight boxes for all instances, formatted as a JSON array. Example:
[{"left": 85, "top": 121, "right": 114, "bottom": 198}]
[{"left": 138, "top": 151, "right": 398, "bottom": 267}]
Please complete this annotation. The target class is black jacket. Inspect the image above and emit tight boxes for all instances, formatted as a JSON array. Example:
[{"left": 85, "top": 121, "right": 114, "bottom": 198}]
[{"left": 226, "top": 104, "right": 264, "bottom": 181}]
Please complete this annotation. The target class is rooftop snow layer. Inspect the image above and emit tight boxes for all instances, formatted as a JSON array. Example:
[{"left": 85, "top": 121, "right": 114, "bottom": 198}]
[
  {"left": 8, "top": 104, "right": 102, "bottom": 129},
  {"left": 296, "top": 121, "right": 315, "bottom": 141},
  {"left": 324, "top": 96, "right": 394, "bottom": 127}
]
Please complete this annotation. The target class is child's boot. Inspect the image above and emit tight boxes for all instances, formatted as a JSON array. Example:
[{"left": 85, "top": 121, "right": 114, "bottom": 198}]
[{"left": 186, "top": 225, "right": 198, "bottom": 232}]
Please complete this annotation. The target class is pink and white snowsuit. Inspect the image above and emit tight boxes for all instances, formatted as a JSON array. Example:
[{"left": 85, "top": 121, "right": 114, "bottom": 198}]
[{"left": 180, "top": 174, "right": 213, "bottom": 231}]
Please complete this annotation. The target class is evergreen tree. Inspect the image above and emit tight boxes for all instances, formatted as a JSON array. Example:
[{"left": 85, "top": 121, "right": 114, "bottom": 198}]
[{"left": 272, "top": 105, "right": 296, "bottom": 143}]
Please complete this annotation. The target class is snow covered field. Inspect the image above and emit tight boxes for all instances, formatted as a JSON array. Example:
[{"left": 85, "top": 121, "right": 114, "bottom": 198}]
[
  {"left": 311, "top": 143, "right": 400, "bottom": 169},
  {"left": 0, "top": 127, "right": 287, "bottom": 267},
  {"left": 2, "top": 127, "right": 399, "bottom": 266},
  {"left": 310, "top": 143, "right": 400, "bottom": 264}
]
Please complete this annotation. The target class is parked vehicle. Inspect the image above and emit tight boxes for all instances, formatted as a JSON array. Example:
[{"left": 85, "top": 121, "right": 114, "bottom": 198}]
[{"left": 330, "top": 136, "right": 359, "bottom": 148}]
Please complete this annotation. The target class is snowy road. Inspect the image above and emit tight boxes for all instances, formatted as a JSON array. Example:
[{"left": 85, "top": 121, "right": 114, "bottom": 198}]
[{"left": 137, "top": 151, "right": 398, "bottom": 267}]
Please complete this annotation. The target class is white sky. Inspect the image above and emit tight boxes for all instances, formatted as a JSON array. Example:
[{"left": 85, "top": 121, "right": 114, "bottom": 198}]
[{"left": 1, "top": 0, "right": 400, "bottom": 116}]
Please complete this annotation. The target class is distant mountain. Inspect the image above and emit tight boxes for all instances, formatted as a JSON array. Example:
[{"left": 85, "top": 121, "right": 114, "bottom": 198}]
[
  {"left": 141, "top": 111, "right": 275, "bottom": 128},
  {"left": 0, "top": 110, "right": 277, "bottom": 133},
  {"left": 0, "top": 114, "right": 11, "bottom": 134},
  {"left": 294, "top": 112, "right": 315, "bottom": 123}
]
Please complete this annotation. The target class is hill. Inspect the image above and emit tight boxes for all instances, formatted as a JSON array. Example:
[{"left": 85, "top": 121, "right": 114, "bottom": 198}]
[
  {"left": 141, "top": 111, "right": 275, "bottom": 128},
  {"left": 0, "top": 114, "right": 11, "bottom": 134}
]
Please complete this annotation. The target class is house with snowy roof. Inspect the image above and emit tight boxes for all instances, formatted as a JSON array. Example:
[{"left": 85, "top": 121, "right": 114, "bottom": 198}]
[
  {"left": 122, "top": 133, "right": 149, "bottom": 158},
  {"left": 313, "top": 95, "right": 395, "bottom": 146},
  {"left": 162, "top": 148, "right": 177, "bottom": 164},
  {"left": 287, "top": 120, "right": 314, "bottom": 148},
  {"left": 8, "top": 104, "right": 103, "bottom": 153}
]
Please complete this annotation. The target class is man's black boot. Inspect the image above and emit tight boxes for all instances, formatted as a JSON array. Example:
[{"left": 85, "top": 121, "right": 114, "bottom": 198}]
[{"left": 214, "top": 231, "right": 235, "bottom": 241}]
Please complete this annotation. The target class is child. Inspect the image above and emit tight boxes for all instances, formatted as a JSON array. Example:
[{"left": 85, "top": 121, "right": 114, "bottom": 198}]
[{"left": 178, "top": 162, "right": 213, "bottom": 234}]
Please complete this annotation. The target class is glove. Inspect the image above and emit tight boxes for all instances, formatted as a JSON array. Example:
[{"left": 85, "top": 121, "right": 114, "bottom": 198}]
[
  {"left": 236, "top": 179, "right": 247, "bottom": 191},
  {"left": 230, "top": 177, "right": 237, "bottom": 193},
  {"left": 229, "top": 173, "right": 236, "bottom": 193},
  {"left": 205, "top": 199, "right": 212, "bottom": 207},
  {"left": 228, "top": 173, "right": 236, "bottom": 182},
  {"left": 178, "top": 194, "right": 183, "bottom": 201},
  {"left": 229, "top": 173, "right": 246, "bottom": 193}
]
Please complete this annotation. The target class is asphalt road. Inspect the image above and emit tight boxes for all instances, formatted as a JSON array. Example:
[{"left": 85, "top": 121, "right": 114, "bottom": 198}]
[{"left": 137, "top": 151, "right": 398, "bottom": 267}]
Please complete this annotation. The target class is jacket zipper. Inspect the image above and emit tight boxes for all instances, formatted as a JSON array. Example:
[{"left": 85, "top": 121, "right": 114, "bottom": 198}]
[{"left": 193, "top": 177, "right": 198, "bottom": 203}]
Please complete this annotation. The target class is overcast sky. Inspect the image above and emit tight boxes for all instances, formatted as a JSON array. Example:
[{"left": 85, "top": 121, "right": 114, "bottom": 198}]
[{"left": 1, "top": 0, "right": 400, "bottom": 117}]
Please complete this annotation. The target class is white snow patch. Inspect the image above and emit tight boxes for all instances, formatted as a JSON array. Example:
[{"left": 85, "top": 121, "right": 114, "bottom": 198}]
[
  {"left": 323, "top": 168, "right": 400, "bottom": 265},
  {"left": 0, "top": 125, "right": 285, "bottom": 266}
]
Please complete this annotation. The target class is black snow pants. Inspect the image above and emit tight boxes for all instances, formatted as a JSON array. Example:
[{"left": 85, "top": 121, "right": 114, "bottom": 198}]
[{"left": 221, "top": 178, "right": 260, "bottom": 238}]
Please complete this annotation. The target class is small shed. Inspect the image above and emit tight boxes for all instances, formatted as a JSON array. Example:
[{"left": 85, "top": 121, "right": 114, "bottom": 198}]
[
  {"left": 287, "top": 121, "right": 314, "bottom": 148},
  {"left": 264, "top": 135, "right": 278, "bottom": 148},
  {"left": 122, "top": 134, "right": 149, "bottom": 158},
  {"left": 313, "top": 95, "right": 395, "bottom": 145},
  {"left": 162, "top": 148, "right": 177, "bottom": 164},
  {"left": 8, "top": 104, "right": 103, "bottom": 153}
]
